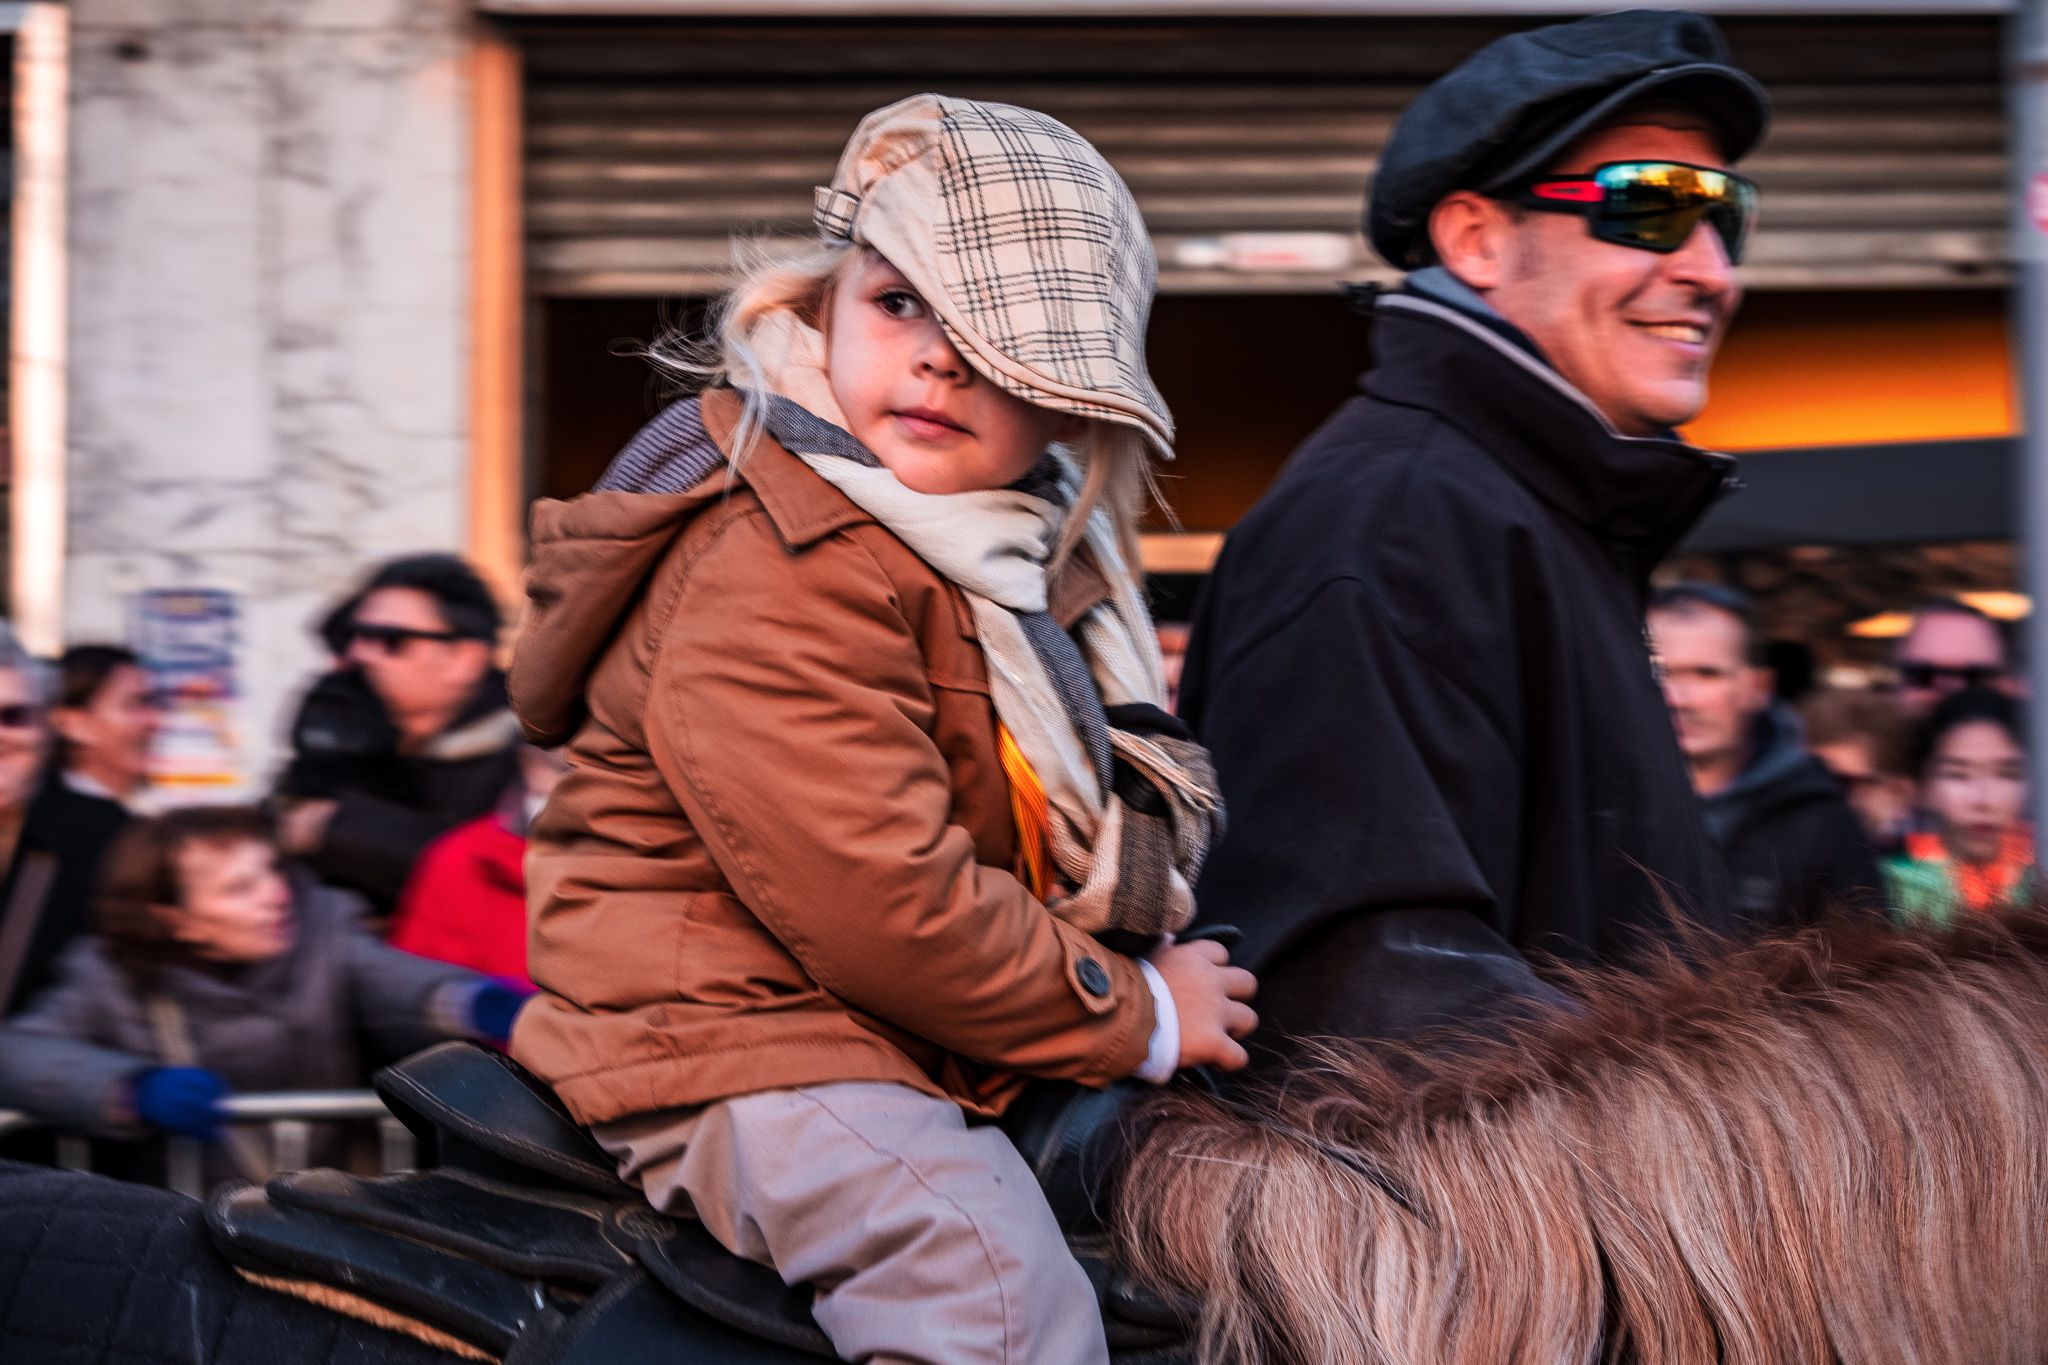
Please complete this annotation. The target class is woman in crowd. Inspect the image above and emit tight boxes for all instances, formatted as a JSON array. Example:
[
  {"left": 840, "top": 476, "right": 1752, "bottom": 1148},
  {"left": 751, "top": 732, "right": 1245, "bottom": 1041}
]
[
  {"left": 0, "top": 805, "right": 529, "bottom": 1186},
  {"left": 1886, "top": 687, "right": 2035, "bottom": 926}
]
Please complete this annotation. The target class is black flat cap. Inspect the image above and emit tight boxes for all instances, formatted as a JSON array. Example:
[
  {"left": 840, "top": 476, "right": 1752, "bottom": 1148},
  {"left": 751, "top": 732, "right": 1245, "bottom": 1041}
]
[{"left": 1367, "top": 9, "right": 1770, "bottom": 269}]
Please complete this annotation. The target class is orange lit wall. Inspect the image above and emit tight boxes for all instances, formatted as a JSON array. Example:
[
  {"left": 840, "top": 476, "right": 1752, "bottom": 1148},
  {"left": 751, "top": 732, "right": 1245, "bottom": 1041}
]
[{"left": 1684, "top": 291, "right": 2014, "bottom": 453}]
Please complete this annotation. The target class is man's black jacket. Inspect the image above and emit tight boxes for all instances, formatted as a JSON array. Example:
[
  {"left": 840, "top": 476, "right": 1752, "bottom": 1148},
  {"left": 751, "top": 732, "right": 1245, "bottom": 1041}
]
[
  {"left": 277, "top": 668, "right": 521, "bottom": 909},
  {"left": 1184, "top": 291, "right": 1735, "bottom": 1036},
  {"left": 0, "top": 775, "right": 128, "bottom": 1014},
  {"left": 1705, "top": 702, "right": 1885, "bottom": 929}
]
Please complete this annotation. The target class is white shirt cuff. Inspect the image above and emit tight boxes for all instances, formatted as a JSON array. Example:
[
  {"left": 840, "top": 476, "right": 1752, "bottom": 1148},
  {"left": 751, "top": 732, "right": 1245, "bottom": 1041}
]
[{"left": 1134, "top": 958, "right": 1180, "bottom": 1084}]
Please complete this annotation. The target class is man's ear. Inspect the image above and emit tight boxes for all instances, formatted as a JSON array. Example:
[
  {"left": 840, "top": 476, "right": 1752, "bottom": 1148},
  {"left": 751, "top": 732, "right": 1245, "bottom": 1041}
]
[
  {"left": 47, "top": 706, "right": 87, "bottom": 747},
  {"left": 1741, "top": 664, "right": 1777, "bottom": 715},
  {"left": 1428, "top": 191, "right": 1514, "bottom": 291}
]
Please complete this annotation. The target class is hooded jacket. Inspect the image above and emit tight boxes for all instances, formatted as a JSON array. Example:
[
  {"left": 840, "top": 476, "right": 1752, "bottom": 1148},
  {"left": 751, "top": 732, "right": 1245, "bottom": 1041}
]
[
  {"left": 1702, "top": 702, "right": 1885, "bottom": 928},
  {"left": 507, "top": 390, "right": 1153, "bottom": 1127},
  {"left": 1182, "top": 287, "right": 1732, "bottom": 1039}
]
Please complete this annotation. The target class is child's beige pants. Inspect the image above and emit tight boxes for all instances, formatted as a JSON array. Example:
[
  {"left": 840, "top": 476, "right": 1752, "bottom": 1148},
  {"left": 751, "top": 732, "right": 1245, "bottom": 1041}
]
[{"left": 594, "top": 1081, "right": 1110, "bottom": 1365}]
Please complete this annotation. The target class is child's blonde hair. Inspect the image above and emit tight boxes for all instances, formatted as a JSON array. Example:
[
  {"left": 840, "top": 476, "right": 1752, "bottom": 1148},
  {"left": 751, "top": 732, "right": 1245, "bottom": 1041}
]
[{"left": 647, "top": 241, "right": 1161, "bottom": 575}]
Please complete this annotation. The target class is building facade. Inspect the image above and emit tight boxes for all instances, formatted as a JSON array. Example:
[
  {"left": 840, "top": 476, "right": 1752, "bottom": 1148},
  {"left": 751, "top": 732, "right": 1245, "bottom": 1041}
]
[{"left": 19, "top": 0, "right": 2021, "bottom": 789}]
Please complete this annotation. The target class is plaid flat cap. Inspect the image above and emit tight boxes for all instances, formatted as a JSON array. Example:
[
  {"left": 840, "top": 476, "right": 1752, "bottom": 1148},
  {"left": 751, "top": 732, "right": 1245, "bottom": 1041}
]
[{"left": 815, "top": 94, "right": 1174, "bottom": 459}]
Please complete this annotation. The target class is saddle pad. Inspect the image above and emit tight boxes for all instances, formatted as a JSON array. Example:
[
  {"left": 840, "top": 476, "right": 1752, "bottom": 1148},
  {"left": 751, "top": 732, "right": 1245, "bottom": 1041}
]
[
  {"left": 208, "top": 1181, "right": 548, "bottom": 1356},
  {"left": 271, "top": 1167, "right": 632, "bottom": 1287}
]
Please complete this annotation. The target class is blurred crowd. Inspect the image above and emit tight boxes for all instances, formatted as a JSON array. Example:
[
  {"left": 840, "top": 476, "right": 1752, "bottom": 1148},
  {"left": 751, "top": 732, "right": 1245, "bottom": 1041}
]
[
  {"left": 0, "top": 545, "right": 2030, "bottom": 1186},
  {"left": 1645, "top": 586, "right": 2032, "bottom": 928},
  {"left": 0, "top": 554, "right": 541, "bottom": 1186}
]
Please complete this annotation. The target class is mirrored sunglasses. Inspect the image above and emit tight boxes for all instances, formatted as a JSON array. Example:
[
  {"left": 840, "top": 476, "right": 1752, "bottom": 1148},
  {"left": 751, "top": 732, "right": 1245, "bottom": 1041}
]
[{"left": 1503, "top": 160, "right": 1759, "bottom": 265}]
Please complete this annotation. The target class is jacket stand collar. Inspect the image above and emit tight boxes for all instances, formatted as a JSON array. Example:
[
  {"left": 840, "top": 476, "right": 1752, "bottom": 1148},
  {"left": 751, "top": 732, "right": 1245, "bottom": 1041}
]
[{"left": 1365, "top": 293, "right": 1735, "bottom": 568}]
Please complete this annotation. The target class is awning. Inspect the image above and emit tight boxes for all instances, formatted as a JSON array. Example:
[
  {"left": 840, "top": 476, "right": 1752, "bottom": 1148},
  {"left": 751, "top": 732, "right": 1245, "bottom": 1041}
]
[{"left": 1681, "top": 437, "right": 2015, "bottom": 553}]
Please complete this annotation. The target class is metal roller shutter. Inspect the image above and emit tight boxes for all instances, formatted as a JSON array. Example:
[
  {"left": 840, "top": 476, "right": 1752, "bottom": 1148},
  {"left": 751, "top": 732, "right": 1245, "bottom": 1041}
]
[{"left": 517, "top": 16, "right": 2005, "bottom": 295}]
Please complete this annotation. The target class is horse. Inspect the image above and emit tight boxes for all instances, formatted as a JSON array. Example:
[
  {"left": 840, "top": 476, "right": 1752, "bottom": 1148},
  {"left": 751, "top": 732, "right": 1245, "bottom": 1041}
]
[
  {"left": 1115, "top": 909, "right": 2048, "bottom": 1365},
  {"left": 3, "top": 911, "right": 2044, "bottom": 1364}
]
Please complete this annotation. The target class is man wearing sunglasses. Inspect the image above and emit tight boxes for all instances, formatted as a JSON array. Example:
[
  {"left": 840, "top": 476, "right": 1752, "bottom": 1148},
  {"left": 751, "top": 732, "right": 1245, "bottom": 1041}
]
[
  {"left": 1894, "top": 599, "right": 2013, "bottom": 720},
  {"left": 274, "top": 554, "right": 522, "bottom": 915},
  {"left": 1183, "top": 10, "right": 1768, "bottom": 1053}
]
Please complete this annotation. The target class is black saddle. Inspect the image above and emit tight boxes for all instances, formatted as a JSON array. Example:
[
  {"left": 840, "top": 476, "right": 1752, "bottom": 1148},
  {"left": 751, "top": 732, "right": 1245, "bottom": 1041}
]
[{"left": 204, "top": 1042, "right": 1194, "bottom": 1364}]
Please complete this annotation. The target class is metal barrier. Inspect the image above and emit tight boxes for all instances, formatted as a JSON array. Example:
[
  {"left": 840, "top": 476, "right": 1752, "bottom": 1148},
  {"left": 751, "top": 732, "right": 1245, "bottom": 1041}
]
[{"left": 0, "top": 1090, "right": 416, "bottom": 1199}]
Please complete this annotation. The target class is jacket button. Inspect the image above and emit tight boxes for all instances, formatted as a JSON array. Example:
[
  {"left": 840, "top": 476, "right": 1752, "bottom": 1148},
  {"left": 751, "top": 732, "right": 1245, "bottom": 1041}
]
[{"left": 1076, "top": 958, "right": 1111, "bottom": 998}]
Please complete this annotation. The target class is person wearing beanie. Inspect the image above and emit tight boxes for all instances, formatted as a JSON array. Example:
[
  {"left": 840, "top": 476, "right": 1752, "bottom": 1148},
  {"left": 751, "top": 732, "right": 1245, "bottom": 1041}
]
[
  {"left": 508, "top": 95, "right": 1254, "bottom": 1363},
  {"left": 273, "top": 553, "right": 522, "bottom": 913},
  {"left": 1184, "top": 10, "right": 1768, "bottom": 1052}
]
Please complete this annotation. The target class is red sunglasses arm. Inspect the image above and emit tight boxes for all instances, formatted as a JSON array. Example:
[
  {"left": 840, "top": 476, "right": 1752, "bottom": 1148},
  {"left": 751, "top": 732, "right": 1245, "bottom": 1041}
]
[{"left": 1525, "top": 179, "right": 1605, "bottom": 203}]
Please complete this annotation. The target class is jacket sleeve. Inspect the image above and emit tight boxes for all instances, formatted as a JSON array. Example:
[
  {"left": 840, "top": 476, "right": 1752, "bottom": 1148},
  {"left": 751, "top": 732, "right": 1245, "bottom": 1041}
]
[
  {"left": 1189, "top": 576, "right": 1556, "bottom": 1013},
  {"left": 336, "top": 896, "right": 495, "bottom": 1059},
  {"left": 643, "top": 516, "right": 1153, "bottom": 1087},
  {"left": 0, "top": 943, "right": 153, "bottom": 1137},
  {"left": 315, "top": 795, "right": 455, "bottom": 903}
]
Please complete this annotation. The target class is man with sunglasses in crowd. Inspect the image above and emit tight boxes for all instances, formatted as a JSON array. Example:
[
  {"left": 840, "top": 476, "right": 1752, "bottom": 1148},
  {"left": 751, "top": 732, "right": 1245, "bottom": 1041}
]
[
  {"left": 274, "top": 554, "right": 521, "bottom": 916},
  {"left": 1184, "top": 10, "right": 1767, "bottom": 1051},
  {"left": 1894, "top": 598, "right": 2014, "bottom": 720}
]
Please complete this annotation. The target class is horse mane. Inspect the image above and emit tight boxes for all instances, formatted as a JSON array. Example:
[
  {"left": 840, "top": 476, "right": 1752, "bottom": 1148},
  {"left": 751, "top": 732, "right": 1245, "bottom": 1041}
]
[{"left": 1115, "top": 911, "right": 2048, "bottom": 1365}]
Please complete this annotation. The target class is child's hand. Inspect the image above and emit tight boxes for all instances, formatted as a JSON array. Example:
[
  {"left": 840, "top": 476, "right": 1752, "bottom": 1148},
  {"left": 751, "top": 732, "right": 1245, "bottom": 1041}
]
[{"left": 1151, "top": 939, "right": 1258, "bottom": 1072}]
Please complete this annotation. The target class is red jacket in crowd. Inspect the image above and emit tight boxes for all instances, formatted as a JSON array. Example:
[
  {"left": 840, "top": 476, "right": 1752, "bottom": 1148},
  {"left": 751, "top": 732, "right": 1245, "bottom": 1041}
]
[{"left": 389, "top": 810, "right": 532, "bottom": 989}]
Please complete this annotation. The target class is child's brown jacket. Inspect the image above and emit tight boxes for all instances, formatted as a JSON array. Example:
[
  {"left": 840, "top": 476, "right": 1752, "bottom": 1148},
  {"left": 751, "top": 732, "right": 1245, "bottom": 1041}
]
[{"left": 508, "top": 392, "right": 1153, "bottom": 1125}]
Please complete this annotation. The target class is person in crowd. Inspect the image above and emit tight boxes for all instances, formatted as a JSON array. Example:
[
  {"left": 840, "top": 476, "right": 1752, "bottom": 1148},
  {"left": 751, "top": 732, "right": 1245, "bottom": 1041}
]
[
  {"left": 1886, "top": 688, "right": 2035, "bottom": 926},
  {"left": 1803, "top": 686, "right": 1917, "bottom": 853},
  {"left": 50, "top": 644, "right": 163, "bottom": 810},
  {"left": 1183, "top": 11, "right": 1766, "bottom": 1048},
  {"left": 0, "top": 805, "right": 529, "bottom": 1187},
  {"left": 388, "top": 744, "right": 569, "bottom": 987},
  {"left": 274, "top": 554, "right": 522, "bottom": 913},
  {"left": 0, "top": 627, "right": 131, "bottom": 1016},
  {"left": 1893, "top": 598, "right": 2011, "bottom": 719},
  {"left": 1646, "top": 584, "right": 1883, "bottom": 926},
  {"left": 510, "top": 96, "right": 1254, "bottom": 1365}
]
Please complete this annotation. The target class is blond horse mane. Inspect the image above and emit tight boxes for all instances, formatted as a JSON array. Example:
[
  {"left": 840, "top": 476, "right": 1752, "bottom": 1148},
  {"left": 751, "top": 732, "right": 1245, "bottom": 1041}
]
[{"left": 1116, "top": 912, "right": 2048, "bottom": 1365}]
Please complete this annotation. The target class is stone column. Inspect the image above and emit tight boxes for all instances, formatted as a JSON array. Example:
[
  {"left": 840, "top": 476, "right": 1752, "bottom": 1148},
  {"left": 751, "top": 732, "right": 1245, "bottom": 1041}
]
[{"left": 63, "top": 0, "right": 474, "bottom": 793}]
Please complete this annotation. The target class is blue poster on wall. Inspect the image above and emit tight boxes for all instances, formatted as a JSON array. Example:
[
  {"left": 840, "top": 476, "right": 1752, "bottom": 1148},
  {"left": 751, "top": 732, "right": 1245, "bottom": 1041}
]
[{"left": 130, "top": 588, "right": 243, "bottom": 799}]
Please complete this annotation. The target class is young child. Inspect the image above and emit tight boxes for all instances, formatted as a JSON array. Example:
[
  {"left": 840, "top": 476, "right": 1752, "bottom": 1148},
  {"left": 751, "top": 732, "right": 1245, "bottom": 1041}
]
[
  {"left": 0, "top": 806, "right": 528, "bottom": 1186},
  {"left": 1887, "top": 687, "right": 2035, "bottom": 926},
  {"left": 509, "top": 95, "right": 1257, "bottom": 1363}
]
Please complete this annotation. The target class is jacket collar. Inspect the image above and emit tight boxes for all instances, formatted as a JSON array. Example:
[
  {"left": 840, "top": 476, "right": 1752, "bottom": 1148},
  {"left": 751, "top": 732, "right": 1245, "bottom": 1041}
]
[
  {"left": 700, "top": 388, "right": 873, "bottom": 551},
  {"left": 1364, "top": 292, "right": 1735, "bottom": 565}
]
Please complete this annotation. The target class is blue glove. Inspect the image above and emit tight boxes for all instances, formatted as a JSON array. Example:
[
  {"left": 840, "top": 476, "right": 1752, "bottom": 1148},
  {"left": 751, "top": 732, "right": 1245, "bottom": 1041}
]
[
  {"left": 468, "top": 981, "right": 534, "bottom": 1045},
  {"left": 132, "top": 1066, "right": 228, "bottom": 1139}
]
